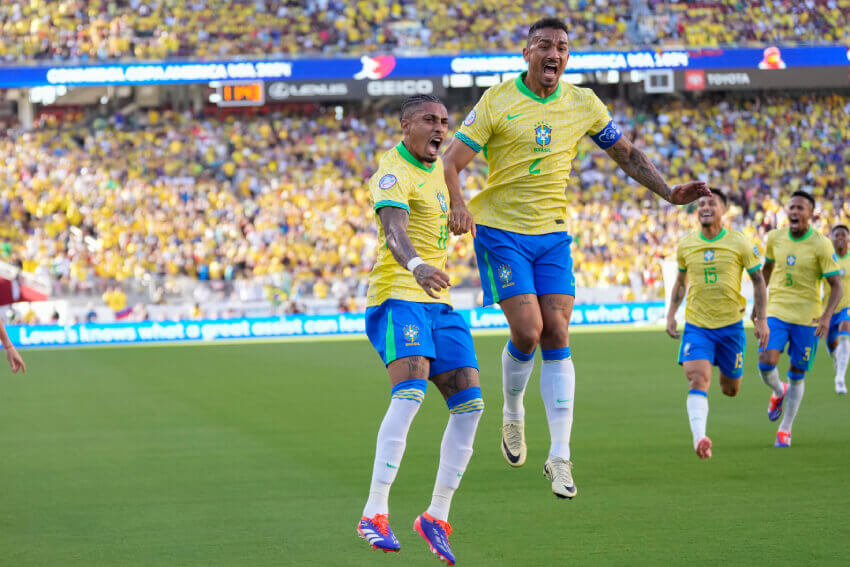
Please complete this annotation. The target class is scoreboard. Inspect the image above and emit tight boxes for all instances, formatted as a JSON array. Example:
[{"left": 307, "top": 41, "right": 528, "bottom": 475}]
[{"left": 216, "top": 82, "right": 265, "bottom": 107}]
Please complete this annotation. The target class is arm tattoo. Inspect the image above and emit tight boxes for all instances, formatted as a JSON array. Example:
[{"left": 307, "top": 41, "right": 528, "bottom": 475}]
[
  {"left": 749, "top": 271, "right": 767, "bottom": 321},
  {"left": 606, "top": 139, "right": 671, "bottom": 201},
  {"left": 379, "top": 207, "right": 419, "bottom": 267}
]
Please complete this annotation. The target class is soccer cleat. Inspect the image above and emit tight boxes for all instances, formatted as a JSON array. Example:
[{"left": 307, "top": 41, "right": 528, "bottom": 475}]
[
  {"left": 357, "top": 514, "right": 401, "bottom": 553},
  {"left": 695, "top": 437, "right": 713, "bottom": 460},
  {"left": 774, "top": 431, "right": 791, "bottom": 448},
  {"left": 836, "top": 380, "right": 847, "bottom": 395},
  {"left": 501, "top": 420, "right": 527, "bottom": 467},
  {"left": 543, "top": 457, "right": 577, "bottom": 499},
  {"left": 414, "top": 512, "right": 455, "bottom": 565},
  {"left": 768, "top": 382, "right": 788, "bottom": 422}
]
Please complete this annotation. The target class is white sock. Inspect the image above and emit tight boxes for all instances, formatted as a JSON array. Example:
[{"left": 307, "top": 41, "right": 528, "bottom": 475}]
[
  {"left": 686, "top": 390, "right": 709, "bottom": 447},
  {"left": 836, "top": 335, "right": 850, "bottom": 383},
  {"left": 780, "top": 380, "right": 805, "bottom": 433},
  {"left": 502, "top": 341, "right": 535, "bottom": 422},
  {"left": 540, "top": 348, "right": 575, "bottom": 461},
  {"left": 759, "top": 365, "right": 785, "bottom": 397},
  {"left": 427, "top": 405, "right": 483, "bottom": 522},
  {"left": 363, "top": 396, "right": 422, "bottom": 517}
]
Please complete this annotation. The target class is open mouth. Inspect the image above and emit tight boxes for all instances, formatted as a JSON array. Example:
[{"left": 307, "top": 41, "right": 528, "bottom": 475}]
[
  {"left": 542, "top": 62, "right": 558, "bottom": 79},
  {"left": 428, "top": 137, "right": 442, "bottom": 153}
]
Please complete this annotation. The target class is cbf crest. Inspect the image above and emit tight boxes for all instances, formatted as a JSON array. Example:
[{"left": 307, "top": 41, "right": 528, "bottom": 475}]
[
  {"left": 498, "top": 264, "right": 514, "bottom": 288},
  {"left": 436, "top": 193, "right": 448, "bottom": 213},
  {"left": 403, "top": 324, "right": 420, "bottom": 346},
  {"left": 704, "top": 250, "right": 715, "bottom": 262},
  {"left": 786, "top": 255, "right": 796, "bottom": 266},
  {"left": 534, "top": 122, "right": 552, "bottom": 147}
]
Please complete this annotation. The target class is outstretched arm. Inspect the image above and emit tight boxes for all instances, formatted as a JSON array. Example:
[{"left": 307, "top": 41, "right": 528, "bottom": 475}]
[
  {"left": 378, "top": 206, "right": 451, "bottom": 299},
  {"left": 605, "top": 136, "right": 709, "bottom": 205},
  {"left": 666, "top": 271, "right": 687, "bottom": 339},
  {"left": 0, "top": 318, "right": 25, "bottom": 373},
  {"left": 748, "top": 269, "right": 769, "bottom": 349},
  {"left": 441, "top": 138, "right": 479, "bottom": 236}
]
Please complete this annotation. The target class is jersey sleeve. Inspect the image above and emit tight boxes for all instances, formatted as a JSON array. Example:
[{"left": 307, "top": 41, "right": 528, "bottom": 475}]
[
  {"left": 741, "top": 236, "right": 763, "bottom": 273},
  {"left": 819, "top": 239, "right": 842, "bottom": 278},
  {"left": 454, "top": 92, "right": 494, "bottom": 154},
  {"left": 676, "top": 242, "right": 687, "bottom": 272},
  {"left": 370, "top": 169, "right": 412, "bottom": 214},
  {"left": 585, "top": 90, "right": 622, "bottom": 150},
  {"left": 764, "top": 232, "right": 775, "bottom": 263}
]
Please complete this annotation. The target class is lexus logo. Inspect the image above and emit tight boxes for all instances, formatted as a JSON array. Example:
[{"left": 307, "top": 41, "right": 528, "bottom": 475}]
[{"left": 267, "top": 82, "right": 349, "bottom": 99}]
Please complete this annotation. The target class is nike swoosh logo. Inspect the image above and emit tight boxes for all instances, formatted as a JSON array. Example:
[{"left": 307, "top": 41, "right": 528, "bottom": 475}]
[
  {"left": 418, "top": 182, "right": 426, "bottom": 187},
  {"left": 556, "top": 398, "right": 572, "bottom": 403},
  {"left": 507, "top": 113, "right": 523, "bottom": 120},
  {"left": 502, "top": 439, "right": 521, "bottom": 464},
  {"left": 386, "top": 463, "right": 398, "bottom": 468},
  {"left": 511, "top": 388, "right": 523, "bottom": 392}
]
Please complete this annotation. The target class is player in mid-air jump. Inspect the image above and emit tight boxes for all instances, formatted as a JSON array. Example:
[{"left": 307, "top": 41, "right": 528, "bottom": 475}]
[
  {"left": 442, "top": 17, "right": 709, "bottom": 498},
  {"left": 666, "top": 189, "right": 768, "bottom": 459},
  {"left": 825, "top": 224, "right": 850, "bottom": 394},
  {"left": 758, "top": 191, "right": 843, "bottom": 447},
  {"left": 357, "top": 94, "right": 483, "bottom": 566}
]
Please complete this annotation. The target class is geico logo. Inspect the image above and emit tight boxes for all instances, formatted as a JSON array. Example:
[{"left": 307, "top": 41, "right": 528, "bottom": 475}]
[
  {"left": 706, "top": 73, "right": 750, "bottom": 86},
  {"left": 268, "top": 82, "right": 348, "bottom": 99},
  {"left": 367, "top": 80, "right": 433, "bottom": 96}
]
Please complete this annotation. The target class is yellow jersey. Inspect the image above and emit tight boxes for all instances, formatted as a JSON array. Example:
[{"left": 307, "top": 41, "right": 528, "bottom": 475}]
[
  {"left": 455, "top": 72, "right": 618, "bottom": 235},
  {"left": 765, "top": 227, "right": 842, "bottom": 325},
  {"left": 828, "top": 251, "right": 850, "bottom": 312},
  {"left": 367, "top": 142, "right": 451, "bottom": 307},
  {"left": 676, "top": 228, "right": 762, "bottom": 328}
]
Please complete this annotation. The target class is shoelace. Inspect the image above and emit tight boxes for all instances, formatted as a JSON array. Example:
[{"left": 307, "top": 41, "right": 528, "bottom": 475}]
[
  {"left": 549, "top": 457, "right": 574, "bottom": 483},
  {"left": 434, "top": 518, "right": 453, "bottom": 539},
  {"left": 371, "top": 514, "right": 390, "bottom": 537},
  {"left": 503, "top": 423, "right": 522, "bottom": 449}
]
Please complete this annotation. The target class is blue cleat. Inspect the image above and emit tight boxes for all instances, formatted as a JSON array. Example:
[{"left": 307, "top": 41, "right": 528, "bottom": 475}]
[
  {"left": 414, "top": 512, "right": 455, "bottom": 565},
  {"left": 768, "top": 382, "right": 788, "bottom": 422},
  {"left": 774, "top": 431, "right": 791, "bottom": 448},
  {"left": 357, "top": 514, "right": 401, "bottom": 553}
]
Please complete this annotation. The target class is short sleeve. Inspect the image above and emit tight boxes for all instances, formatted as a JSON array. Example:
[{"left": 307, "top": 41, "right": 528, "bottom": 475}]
[
  {"left": 764, "top": 232, "right": 775, "bottom": 263},
  {"left": 454, "top": 92, "right": 493, "bottom": 154},
  {"left": 370, "top": 170, "right": 411, "bottom": 214},
  {"left": 676, "top": 243, "right": 687, "bottom": 272},
  {"left": 585, "top": 91, "right": 622, "bottom": 150},
  {"left": 820, "top": 239, "right": 842, "bottom": 278},
  {"left": 742, "top": 237, "right": 763, "bottom": 273}
]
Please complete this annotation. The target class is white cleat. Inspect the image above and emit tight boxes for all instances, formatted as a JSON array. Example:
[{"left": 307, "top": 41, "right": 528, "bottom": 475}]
[
  {"left": 836, "top": 380, "right": 847, "bottom": 395},
  {"left": 501, "top": 420, "right": 527, "bottom": 467},
  {"left": 543, "top": 457, "right": 577, "bottom": 499}
]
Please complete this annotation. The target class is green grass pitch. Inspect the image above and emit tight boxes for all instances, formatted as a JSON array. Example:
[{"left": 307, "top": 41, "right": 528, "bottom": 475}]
[{"left": 0, "top": 330, "right": 848, "bottom": 566}]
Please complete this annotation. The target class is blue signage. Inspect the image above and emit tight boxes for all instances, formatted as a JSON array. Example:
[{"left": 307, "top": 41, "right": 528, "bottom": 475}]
[
  {"left": 0, "top": 46, "right": 846, "bottom": 88},
  {"left": 5, "top": 302, "right": 665, "bottom": 348}
]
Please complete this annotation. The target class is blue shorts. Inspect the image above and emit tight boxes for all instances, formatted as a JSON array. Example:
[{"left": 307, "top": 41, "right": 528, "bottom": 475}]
[
  {"left": 365, "top": 299, "right": 478, "bottom": 376},
  {"left": 827, "top": 307, "right": 850, "bottom": 346},
  {"left": 473, "top": 225, "right": 575, "bottom": 307},
  {"left": 678, "top": 321, "right": 746, "bottom": 378},
  {"left": 762, "top": 316, "right": 818, "bottom": 371}
]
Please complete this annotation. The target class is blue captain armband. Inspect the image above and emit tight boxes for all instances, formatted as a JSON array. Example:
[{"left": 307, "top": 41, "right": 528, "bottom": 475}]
[{"left": 589, "top": 120, "right": 622, "bottom": 149}]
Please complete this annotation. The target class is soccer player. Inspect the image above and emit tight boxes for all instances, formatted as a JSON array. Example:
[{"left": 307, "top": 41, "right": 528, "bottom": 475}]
[
  {"left": 758, "top": 191, "right": 843, "bottom": 448},
  {"left": 666, "top": 189, "right": 768, "bottom": 459},
  {"left": 358, "top": 94, "right": 483, "bottom": 566},
  {"left": 441, "top": 17, "right": 708, "bottom": 498},
  {"left": 826, "top": 224, "right": 850, "bottom": 394}
]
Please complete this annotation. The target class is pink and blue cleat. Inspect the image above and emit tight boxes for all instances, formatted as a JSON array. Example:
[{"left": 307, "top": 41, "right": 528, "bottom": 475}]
[
  {"left": 357, "top": 514, "right": 401, "bottom": 553},
  {"left": 414, "top": 512, "right": 455, "bottom": 565},
  {"left": 768, "top": 383, "right": 788, "bottom": 421},
  {"left": 774, "top": 431, "right": 791, "bottom": 448}
]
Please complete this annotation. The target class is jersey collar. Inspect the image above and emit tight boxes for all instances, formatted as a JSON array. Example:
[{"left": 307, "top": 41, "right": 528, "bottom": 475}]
[
  {"left": 395, "top": 142, "right": 434, "bottom": 172},
  {"left": 515, "top": 72, "right": 562, "bottom": 104},
  {"left": 788, "top": 226, "right": 812, "bottom": 241},
  {"left": 699, "top": 227, "right": 727, "bottom": 243}
]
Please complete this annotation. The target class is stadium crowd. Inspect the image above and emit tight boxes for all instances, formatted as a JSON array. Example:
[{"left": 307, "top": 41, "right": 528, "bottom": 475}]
[
  {"left": 0, "top": 0, "right": 846, "bottom": 62},
  {"left": 1, "top": 93, "right": 848, "bottom": 310}
]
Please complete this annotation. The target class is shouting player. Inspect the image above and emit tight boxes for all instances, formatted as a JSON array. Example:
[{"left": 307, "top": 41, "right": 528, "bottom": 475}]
[
  {"left": 758, "top": 191, "right": 843, "bottom": 447},
  {"left": 826, "top": 224, "right": 850, "bottom": 394},
  {"left": 358, "top": 94, "right": 483, "bottom": 566},
  {"left": 666, "top": 189, "right": 768, "bottom": 459},
  {"left": 441, "top": 17, "right": 708, "bottom": 498}
]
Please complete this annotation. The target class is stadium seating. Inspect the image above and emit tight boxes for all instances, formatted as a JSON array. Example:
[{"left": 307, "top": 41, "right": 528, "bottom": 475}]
[
  {"left": 0, "top": 1, "right": 846, "bottom": 62},
  {"left": 1, "top": 95, "right": 847, "bottom": 307}
]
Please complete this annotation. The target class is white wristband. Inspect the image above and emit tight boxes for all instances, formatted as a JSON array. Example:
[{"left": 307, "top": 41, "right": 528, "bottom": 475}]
[{"left": 406, "top": 257, "right": 425, "bottom": 272}]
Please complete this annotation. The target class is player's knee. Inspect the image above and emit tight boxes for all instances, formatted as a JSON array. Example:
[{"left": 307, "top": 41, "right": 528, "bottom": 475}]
[
  {"left": 685, "top": 370, "right": 709, "bottom": 391},
  {"left": 512, "top": 324, "right": 542, "bottom": 352},
  {"left": 720, "top": 379, "right": 740, "bottom": 397},
  {"left": 540, "top": 323, "right": 569, "bottom": 349}
]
